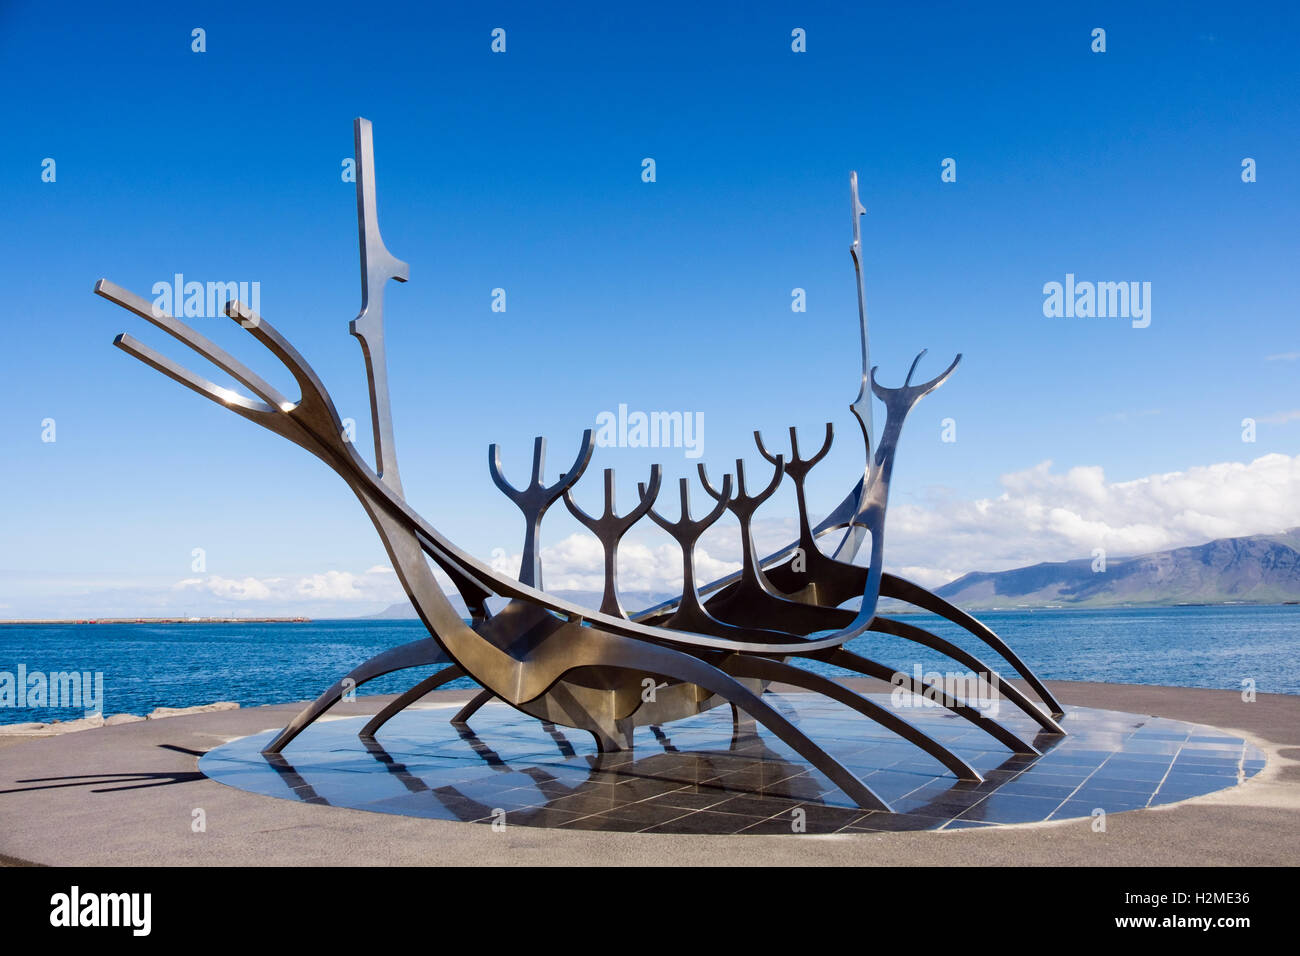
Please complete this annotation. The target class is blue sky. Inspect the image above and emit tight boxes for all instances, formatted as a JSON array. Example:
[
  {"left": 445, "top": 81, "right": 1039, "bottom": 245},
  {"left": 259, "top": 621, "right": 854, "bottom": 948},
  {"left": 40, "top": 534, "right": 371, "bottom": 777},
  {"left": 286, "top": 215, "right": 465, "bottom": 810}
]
[{"left": 2, "top": 1, "right": 1298, "bottom": 617}]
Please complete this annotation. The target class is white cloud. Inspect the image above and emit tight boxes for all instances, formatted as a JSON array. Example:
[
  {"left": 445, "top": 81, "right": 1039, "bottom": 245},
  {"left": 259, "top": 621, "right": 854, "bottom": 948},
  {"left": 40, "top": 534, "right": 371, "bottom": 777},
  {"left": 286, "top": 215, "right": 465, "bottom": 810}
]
[
  {"left": 1266, "top": 352, "right": 1300, "bottom": 361},
  {"left": 174, "top": 569, "right": 405, "bottom": 604},
  {"left": 884, "top": 453, "right": 1300, "bottom": 580},
  {"left": 175, "top": 575, "right": 276, "bottom": 601},
  {"left": 297, "top": 571, "right": 365, "bottom": 601},
  {"left": 1257, "top": 409, "right": 1300, "bottom": 425}
]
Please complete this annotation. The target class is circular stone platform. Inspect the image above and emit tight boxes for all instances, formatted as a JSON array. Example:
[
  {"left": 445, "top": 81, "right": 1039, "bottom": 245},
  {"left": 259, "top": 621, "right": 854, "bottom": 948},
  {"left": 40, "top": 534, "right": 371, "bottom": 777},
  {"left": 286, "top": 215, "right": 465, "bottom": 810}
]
[{"left": 200, "top": 693, "right": 1266, "bottom": 835}]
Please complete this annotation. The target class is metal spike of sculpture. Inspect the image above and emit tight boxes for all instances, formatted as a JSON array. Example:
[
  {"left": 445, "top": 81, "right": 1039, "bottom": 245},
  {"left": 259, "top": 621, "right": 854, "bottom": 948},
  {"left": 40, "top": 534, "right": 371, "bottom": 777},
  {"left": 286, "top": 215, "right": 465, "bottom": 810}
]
[{"left": 96, "top": 119, "right": 1066, "bottom": 812}]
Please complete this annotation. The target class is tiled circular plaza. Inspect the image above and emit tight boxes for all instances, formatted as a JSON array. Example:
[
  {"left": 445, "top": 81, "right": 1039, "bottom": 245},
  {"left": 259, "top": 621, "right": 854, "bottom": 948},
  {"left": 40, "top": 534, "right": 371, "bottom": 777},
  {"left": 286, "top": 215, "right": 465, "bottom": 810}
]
[{"left": 200, "top": 693, "right": 1266, "bottom": 835}]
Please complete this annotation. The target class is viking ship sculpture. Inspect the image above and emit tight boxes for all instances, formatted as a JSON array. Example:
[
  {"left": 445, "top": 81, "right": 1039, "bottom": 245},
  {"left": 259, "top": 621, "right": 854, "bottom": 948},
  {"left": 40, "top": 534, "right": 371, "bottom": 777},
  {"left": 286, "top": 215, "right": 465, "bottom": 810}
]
[{"left": 95, "top": 119, "right": 1065, "bottom": 812}]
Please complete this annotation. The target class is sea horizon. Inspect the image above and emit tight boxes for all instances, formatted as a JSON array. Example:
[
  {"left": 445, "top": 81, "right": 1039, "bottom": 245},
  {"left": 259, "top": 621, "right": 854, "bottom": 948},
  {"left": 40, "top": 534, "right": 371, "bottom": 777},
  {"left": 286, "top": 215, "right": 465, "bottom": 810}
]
[{"left": 3, "top": 603, "right": 1296, "bottom": 726}]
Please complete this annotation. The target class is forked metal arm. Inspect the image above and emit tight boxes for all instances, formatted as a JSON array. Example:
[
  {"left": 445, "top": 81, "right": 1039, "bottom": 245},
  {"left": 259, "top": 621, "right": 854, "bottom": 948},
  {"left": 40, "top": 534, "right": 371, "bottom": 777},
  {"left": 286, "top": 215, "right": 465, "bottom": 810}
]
[
  {"left": 563, "top": 465, "right": 663, "bottom": 617},
  {"left": 638, "top": 475, "right": 783, "bottom": 640},
  {"left": 489, "top": 432, "right": 596, "bottom": 588}
]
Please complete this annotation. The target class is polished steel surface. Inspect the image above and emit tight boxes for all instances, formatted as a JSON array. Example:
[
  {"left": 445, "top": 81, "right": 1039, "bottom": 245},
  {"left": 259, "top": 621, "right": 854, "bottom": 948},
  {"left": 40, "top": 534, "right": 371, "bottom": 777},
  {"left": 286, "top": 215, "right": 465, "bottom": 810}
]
[{"left": 98, "top": 118, "right": 1068, "bottom": 811}]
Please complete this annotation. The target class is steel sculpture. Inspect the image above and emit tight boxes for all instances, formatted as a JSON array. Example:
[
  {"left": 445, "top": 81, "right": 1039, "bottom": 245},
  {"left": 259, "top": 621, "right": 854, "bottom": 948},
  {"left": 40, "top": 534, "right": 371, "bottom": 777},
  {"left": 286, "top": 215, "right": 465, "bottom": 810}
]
[{"left": 96, "top": 118, "right": 1066, "bottom": 812}]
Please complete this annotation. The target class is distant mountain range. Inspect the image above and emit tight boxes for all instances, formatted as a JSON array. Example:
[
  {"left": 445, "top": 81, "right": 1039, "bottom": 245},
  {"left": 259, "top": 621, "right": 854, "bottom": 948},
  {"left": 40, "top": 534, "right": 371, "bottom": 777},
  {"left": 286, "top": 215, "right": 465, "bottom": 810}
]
[
  {"left": 367, "top": 530, "right": 1300, "bottom": 619},
  {"left": 368, "top": 602, "right": 424, "bottom": 619},
  {"left": 934, "top": 529, "right": 1300, "bottom": 609}
]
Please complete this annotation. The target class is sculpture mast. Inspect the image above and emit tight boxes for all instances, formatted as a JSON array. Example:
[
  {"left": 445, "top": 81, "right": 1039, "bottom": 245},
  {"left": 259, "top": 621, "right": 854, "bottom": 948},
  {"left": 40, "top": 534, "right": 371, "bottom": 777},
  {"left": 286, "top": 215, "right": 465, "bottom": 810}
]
[
  {"left": 349, "top": 117, "right": 410, "bottom": 495},
  {"left": 847, "top": 171, "right": 874, "bottom": 478}
]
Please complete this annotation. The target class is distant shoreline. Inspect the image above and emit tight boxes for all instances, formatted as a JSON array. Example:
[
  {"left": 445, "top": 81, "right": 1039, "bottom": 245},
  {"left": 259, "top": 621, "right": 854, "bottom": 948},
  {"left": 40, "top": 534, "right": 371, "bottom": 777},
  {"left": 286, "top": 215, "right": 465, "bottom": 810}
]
[
  {"left": 0, "top": 617, "right": 312, "bottom": 625},
  {"left": 368, "top": 600, "right": 1300, "bottom": 620},
  {"left": 2, "top": 603, "right": 1298, "bottom": 627}
]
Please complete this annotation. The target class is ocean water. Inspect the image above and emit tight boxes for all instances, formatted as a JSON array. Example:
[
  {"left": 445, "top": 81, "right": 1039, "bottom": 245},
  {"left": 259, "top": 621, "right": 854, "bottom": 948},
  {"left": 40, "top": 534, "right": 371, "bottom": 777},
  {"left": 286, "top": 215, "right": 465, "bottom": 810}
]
[{"left": 0, "top": 605, "right": 1296, "bottom": 725}]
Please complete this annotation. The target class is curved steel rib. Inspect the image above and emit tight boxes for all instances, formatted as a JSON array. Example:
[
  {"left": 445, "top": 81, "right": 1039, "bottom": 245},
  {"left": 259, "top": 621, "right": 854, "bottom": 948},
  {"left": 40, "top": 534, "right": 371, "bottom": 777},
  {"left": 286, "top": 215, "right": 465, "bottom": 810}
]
[
  {"left": 451, "top": 688, "right": 496, "bottom": 726},
  {"left": 359, "top": 664, "right": 467, "bottom": 739},
  {"left": 718, "top": 656, "right": 982, "bottom": 782},
  {"left": 880, "top": 573, "right": 1065, "bottom": 717},
  {"left": 812, "top": 648, "right": 1039, "bottom": 755},
  {"left": 539, "top": 638, "right": 894, "bottom": 811},
  {"left": 263, "top": 637, "right": 451, "bottom": 754},
  {"left": 869, "top": 615, "right": 1064, "bottom": 735}
]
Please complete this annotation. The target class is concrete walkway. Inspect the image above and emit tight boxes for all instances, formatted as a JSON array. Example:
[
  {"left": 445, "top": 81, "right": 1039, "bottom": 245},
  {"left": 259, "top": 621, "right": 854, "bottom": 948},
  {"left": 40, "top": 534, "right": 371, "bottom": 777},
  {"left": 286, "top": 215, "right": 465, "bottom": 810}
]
[{"left": 0, "top": 680, "right": 1295, "bottom": 866}]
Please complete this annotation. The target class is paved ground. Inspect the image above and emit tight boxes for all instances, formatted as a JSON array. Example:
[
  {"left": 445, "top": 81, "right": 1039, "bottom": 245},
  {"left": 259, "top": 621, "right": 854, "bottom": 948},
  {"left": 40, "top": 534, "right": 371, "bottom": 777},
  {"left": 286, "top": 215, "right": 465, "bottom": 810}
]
[{"left": 0, "top": 680, "right": 1295, "bottom": 866}]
